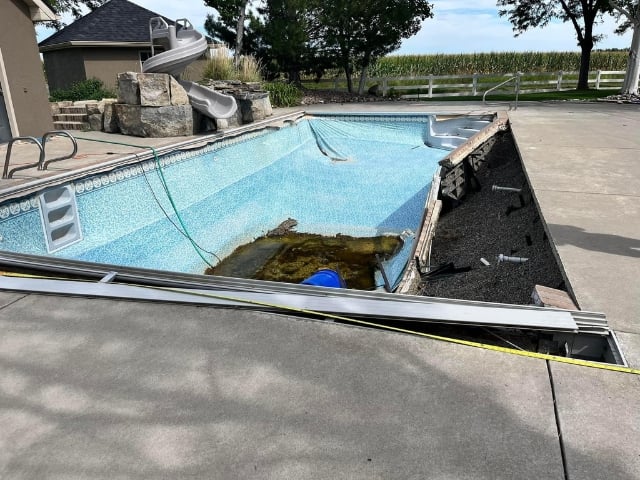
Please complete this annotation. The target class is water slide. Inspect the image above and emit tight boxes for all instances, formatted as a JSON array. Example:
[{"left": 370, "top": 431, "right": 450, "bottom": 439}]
[{"left": 142, "top": 18, "right": 237, "bottom": 119}]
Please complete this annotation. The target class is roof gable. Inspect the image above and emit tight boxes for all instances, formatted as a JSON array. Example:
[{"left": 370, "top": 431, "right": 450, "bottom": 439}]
[{"left": 39, "top": 0, "right": 173, "bottom": 48}]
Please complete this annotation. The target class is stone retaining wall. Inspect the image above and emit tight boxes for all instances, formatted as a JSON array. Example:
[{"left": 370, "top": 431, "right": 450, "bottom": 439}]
[{"left": 49, "top": 74, "right": 273, "bottom": 138}]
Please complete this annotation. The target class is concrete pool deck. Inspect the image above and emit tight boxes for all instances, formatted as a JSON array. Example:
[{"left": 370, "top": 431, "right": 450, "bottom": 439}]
[{"left": 0, "top": 101, "right": 639, "bottom": 478}]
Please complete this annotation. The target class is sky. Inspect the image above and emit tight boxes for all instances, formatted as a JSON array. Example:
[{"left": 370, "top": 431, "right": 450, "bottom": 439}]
[{"left": 36, "top": 0, "right": 634, "bottom": 54}]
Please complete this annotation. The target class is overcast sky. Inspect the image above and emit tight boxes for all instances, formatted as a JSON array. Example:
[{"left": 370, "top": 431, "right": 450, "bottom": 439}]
[{"left": 36, "top": 0, "right": 634, "bottom": 54}]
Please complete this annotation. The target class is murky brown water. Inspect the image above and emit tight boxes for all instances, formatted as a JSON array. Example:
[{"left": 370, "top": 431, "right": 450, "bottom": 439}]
[{"left": 205, "top": 233, "right": 402, "bottom": 290}]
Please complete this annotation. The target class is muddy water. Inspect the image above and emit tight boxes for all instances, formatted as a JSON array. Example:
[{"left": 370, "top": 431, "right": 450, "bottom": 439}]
[{"left": 205, "top": 233, "right": 402, "bottom": 290}]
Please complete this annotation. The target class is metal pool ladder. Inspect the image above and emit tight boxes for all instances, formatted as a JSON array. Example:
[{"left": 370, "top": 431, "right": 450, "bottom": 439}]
[{"left": 2, "top": 130, "right": 78, "bottom": 179}]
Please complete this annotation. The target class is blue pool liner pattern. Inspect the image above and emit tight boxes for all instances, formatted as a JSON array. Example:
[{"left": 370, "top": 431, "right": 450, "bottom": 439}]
[{"left": 0, "top": 116, "right": 445, "bottom": 289}]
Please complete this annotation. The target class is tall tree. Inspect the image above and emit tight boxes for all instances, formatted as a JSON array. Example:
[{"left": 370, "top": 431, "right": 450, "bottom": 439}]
[
  {"left": 41, "top": 0, "right": 106, "bottom": 29},
  {"left": 204, "top": 0, "right": 257, "bottom": 65},
  {"left": 260, "top": 0, "right": 314, "bottom": 83},
  {"left": 610, "top": 0, "right": 640, "bottom": 93},
  {"left": 497, "top": 0, "right": 613, "bottom": 90},
  {"left": 313, "top": 0, "right": 433, "bottom": 94}
]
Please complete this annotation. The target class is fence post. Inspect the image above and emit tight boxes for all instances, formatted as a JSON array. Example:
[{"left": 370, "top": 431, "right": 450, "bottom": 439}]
[
  {"left": 595, "top": 70, "right": 601, "bottom": 90},
  {"left": 557, "top": 71, "right": 563, "bottom": 90},
  {"left": 333, "top": 77, "right": 338, "bottom": 91},
  {"left": 382, "top": 78, "right": 388, "bottom": 97},
  {"left": 472, "top": 73, "right": 478, "bottom": 96},
  {"left": 428, "top": 74, "right": 433, "bottom": 98}
]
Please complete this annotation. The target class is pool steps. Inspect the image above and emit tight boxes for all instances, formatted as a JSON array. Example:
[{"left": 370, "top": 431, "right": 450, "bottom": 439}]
[
  {"left": 426, "top": 116, "right": 493, "bottom": 150},
  {"left": 38, "top": 185, "right": 82, "bottom": 253}
]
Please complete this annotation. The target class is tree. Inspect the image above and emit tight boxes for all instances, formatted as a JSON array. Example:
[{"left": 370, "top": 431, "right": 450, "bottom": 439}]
[
  {"left": 260, "top": 0, "right": 315, "bottom": 83},
  {"left": 313, "top": 0, "right": 432, "bottom": 94},
  {"left": 497, "top": 0, "right": 613, "bottom": 90},
  {"left": 41, "top": 0, "right": 106, "bottom": 29},
  {"left": 204, "top": 0, "right": 258, "bottom": 65},
  {"left": 610, "top": 0, "right": 640, "bottom": 94}
]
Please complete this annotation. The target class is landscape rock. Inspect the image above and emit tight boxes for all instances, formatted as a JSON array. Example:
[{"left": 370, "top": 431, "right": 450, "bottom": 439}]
[
  {"left": 601, "top": 92, "right": 640, "bottom": 104},
  {"left": 169, "top": 77, "right": 190, "bottom": 105},
  {"left": 138, "top": 73, "right": 171, "bottom": 107},
  {"left": 117, "top": 72, "right": 140, "bottom": 105},
  {"left": 87, "top": 113, "right": 103, "bottom": 131},
  {"left": 85, "top": 102, "right": 101, "bottom": 115},
  {"left": 215, "top": 108, "right": 242, "bottom": 130},
  {"left": 103, "top": 103, "right": 119, "bottom": 133},
  {"left": 115, "top": 104, "right": 193, "bottom": 137},
  {"left": 238, "top": 92, "right": 271, "bottom": 123}
]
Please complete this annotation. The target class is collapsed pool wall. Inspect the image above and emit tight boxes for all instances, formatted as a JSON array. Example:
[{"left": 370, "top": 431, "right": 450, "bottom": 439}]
[{"left": 396, "top": 112, "right": 509, "bottom": 294}]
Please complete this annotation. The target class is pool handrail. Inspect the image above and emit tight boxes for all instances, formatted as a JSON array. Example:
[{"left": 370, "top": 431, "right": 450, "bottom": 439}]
[
  {"left": 482, "top": 73, "right": 521, "bottom": 110},
  {"left": 3, "top": 136, "right": 44, "bottom": 179},
  {"left": 39, "top": 131, "right": 78, "bottom": 171},
  {"left": 3, "top": 131, "right": 77, "bottom": 179}
]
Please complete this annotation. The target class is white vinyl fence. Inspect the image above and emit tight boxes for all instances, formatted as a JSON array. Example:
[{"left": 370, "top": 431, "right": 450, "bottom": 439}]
[{"left": 323, "top": 70, "right": 627, "bottom": 98}]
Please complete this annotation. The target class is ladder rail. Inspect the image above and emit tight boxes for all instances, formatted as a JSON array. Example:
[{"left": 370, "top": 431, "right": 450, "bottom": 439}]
[
  {"left": 2, "top": 136, "right": 44, "bottom": 179},
  {"left": 482, "top": 73, "right": 521, "bottom": 110},
  {"left": 1, "top": 131, "right": 77, "bottom": 179},
  {"left": 39, "top": 131, "right": 78, "bottom": 171}
]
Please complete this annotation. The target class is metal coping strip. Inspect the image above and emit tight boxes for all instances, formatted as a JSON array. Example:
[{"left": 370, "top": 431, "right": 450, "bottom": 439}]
[{"left": 0, "top": 251, "right": 607, "bottom": 334}]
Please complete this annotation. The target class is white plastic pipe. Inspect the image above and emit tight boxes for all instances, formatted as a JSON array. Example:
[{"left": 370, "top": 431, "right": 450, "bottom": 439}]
[
  {"left": 497, "top": 254, "right": 528, "bottom": 263},
  {"left": 492, "top": 185, "right": 522, "bottom": 193}
]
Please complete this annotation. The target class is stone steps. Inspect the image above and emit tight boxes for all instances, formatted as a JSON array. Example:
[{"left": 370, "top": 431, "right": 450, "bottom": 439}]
[
  {"left": 52, "top": 107, "right": 89, "bottom": 130},
  {"left": 53, "top": 120, "right": 90, "bottom": 130}
]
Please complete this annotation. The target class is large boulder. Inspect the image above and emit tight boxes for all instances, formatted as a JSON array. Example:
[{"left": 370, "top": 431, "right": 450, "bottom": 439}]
[
  {"left": 138, "top": 73, "right": 171, "bottom": 107},
  {"left": 237, "top": 92, "right": 272, "bottom": 123},
  {"left": 117, "top": 72, "right": 140, "bottom": 105},
  {"left": 169, "top": 77, "right": 190, "bottom": 105},
  {"left": 115, "top": 104, "right": 194, "bottom": 137},
  {"left": 103, "top": 102, "right": 119, "bottom": 133},
  {"left": 87, "top": 113, "right": 103, "bottom": 131}
]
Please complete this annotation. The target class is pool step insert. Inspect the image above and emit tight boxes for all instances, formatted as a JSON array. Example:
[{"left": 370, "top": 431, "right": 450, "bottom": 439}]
[
  {"left": 38, "top": 185, "right": 83, "bottom": 253},
  {"left": 426, "top": 116, "right": 493, "bottom": 150}
]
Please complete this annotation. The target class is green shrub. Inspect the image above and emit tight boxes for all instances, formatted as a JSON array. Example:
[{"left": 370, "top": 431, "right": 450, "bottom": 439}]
[
  {"left": 49, "top": 78, "right": 116, "bottom": 102},
  {"left": 263, "top": 81, "right": 302, "bottom": 107}
]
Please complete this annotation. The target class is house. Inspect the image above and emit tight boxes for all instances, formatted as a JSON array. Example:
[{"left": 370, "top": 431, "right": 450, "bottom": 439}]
[
  {"left": 38, "top": 0, "right": 174, "bottom": 92},
  {"left": 0, "top": 0, "right": 58, "bottom": 142}
]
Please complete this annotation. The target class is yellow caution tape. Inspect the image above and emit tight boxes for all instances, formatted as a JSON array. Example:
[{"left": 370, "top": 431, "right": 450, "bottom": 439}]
[
  {"left": 2, "top": 271, "right": 638, "bottom": 375},
  {"left": 155, "top": 285, "right": 640, "bottom": 375}
]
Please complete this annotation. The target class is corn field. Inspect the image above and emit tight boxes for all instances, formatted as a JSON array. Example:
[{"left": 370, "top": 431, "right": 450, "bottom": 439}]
[{"left": 367, "top": 51, "right": 629, "bottom": 77}]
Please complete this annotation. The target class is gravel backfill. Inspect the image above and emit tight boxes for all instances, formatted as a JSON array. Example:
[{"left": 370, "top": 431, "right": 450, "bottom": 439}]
[{"left": 419, "top": 132, "right": 567, "bottom": 305}]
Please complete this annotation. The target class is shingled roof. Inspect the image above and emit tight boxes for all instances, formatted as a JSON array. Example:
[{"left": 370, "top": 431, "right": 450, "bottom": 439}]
[{"left": 39, "top": 0, "right": 173, "bottom": 49}]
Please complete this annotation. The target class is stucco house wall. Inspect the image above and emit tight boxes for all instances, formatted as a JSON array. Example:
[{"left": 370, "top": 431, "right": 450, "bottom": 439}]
[
  {"left": 42, "top": 49, "right": 86, "bottom": 92},
  {"left": 0, "top": 0, "right": 55, "bottom": 138},
  {"left": 39, "top": 0, "right": 174, "bottom": 92},
  {"left": 83, "top": 47, "right": 148, "bottom": 90}
]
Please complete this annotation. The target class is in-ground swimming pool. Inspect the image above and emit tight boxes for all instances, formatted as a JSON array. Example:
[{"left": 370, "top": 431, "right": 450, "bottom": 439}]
[{"left": 0, "top": 114, "right": 450, "bottom": 289}]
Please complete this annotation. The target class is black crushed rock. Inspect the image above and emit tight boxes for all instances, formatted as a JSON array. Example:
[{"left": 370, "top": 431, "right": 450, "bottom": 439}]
[{"left": 419, "top": 132, "right": 566, "bottom": 305}]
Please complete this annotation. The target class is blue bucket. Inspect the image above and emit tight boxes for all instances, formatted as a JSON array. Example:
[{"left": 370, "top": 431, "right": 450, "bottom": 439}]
[{"left": 301, "top": 268, "right": 346, "bottom": 288}]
